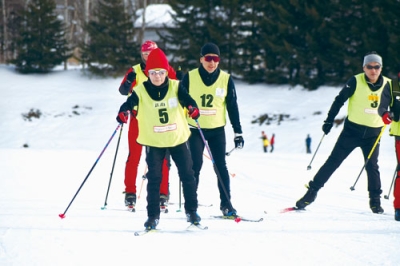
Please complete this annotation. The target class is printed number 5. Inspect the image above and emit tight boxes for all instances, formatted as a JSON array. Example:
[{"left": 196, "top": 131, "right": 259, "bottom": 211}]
[{"left": 159, "top": 108, "right": 168, "bottom": 124}]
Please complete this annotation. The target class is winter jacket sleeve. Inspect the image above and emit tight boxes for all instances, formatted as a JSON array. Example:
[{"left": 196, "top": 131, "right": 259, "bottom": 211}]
[
  {"left": 119, "top": 68, "right": 136, "bottom": 96},
  {"left": 118, "top": 91, "right": 139, "bottom": 113},
  {"left": 178, "top": 80, "right": 198, "bottom": 109},
  {"left": 226, "top": 77, "right": 243, "bottom": 134},
  {"left": 378, "top": 80, "right": 392, "bottom": 116},
  {"left": 325, "top": 76, "right": 356, "bottom": 123}
]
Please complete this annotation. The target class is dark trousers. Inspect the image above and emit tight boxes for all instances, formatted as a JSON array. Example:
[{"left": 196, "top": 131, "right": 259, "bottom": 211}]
[
  {"left": 312, "top": 128, "right": 381, "bottom": 196},
  {"left": 188, "top": 127, "right": 231, "bottom": 208},
  {"left": 306, "top": 145, "right": 311, "bottom": 154},
  {"left": 145, "top": 142, "right": 198, "bottom": 218}
]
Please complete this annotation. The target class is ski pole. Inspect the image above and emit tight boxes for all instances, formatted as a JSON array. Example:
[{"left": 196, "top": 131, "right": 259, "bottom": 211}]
[
  {"left": 194, "top": 119, "right": 239, "bottom": 222},
  {"left": 350, "top": 124, "right": 387, "bottom": 191},
  {"left": 101, "top": 124, "right": 124, "bottom": 210},
  {"left": 384, "top": 168, "right": 397, "bottom": 199},
  {"left": 137, "top": 165, "right": 148, "bottom": 199},
  {"left": 226, "top": 147, "right": 236, "bottom": 156},
  {"left": 59, "top": 123, "right": 121, "bottom": 219},
  {"left": 176, "top": 181, "right": 182, "bottom": 212},
  {"left": 203, "top": 153, "right": 236, "bottom": 177},
  {"left": 307, "top": 134, "right": 325, "bottom": 170}
]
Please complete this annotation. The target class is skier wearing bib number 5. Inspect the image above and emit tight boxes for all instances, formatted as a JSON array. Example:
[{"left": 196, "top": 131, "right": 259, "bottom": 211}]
[{"left": 116, "top": 48, "right": 201, "bottom": 229}]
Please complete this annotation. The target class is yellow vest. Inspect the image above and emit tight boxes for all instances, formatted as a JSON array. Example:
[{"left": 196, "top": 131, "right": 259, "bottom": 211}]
[
  {"left": 129, "top": 64, "right": 148, "bottom": 96},
  {"left": 135, "top": 79, "right": 190, "bottom": 147},
  {"left": 390, "top": 121, "right": 400, "bottom": 136},
  {"left": 263, "top": 138, "right": 269, "bottom": 146},
  {"left": 347, "top": 74, "right": 389, "bottom": 128},
  {"left": 186, "top": 69, "right": 230, "bottom": 129}
]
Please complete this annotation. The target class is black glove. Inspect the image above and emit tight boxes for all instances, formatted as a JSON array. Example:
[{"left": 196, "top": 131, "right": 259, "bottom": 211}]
[
  {"left": 322, "top": 120, "right": 333, "bottom": 135},
  {"left": 126, "top": 71, "right": 136, "bottom": 83},
  {"left": 234, "top": 134, "right": 244, "bottom": 149},
  {"left": 176, "top": 66, "right": 184, "bottom": 80}
]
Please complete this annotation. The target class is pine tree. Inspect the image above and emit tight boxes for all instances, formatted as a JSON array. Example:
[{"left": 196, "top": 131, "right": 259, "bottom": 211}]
[
  {"left": 81, "top": 0, "right": 138, "bottom": 76},
  {"left": 11, "top": 0, "right": 69, "bottom": 73},
  {"left": 160, "top": 0, "right": 238, "bottom": 74},
  {"left": 236, "top": 0, "right": 272, "bottom": 83}
]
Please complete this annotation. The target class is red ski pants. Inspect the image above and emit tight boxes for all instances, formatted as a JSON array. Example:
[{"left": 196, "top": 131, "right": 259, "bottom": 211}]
[{"left": 124, "top": 116, "right": 169, "bottom": 196}]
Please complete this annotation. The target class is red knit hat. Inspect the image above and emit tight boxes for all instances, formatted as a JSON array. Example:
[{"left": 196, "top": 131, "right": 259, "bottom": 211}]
[{"left": 144, "top": 48, "right": 170, "bottom": 75}]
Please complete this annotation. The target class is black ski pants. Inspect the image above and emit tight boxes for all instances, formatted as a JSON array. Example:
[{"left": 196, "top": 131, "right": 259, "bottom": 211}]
[
  {"left": 145, "top": 142, "right": 198, "bottom": 218},
  {"left": 312, "top": 127, "right": 382, "bottom": 196},
  {"left": 188, "top": 127, "right": 232, "bottom": 208}
]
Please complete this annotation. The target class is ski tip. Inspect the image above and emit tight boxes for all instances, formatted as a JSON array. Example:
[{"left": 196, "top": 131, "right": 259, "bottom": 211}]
[
  {"left": 280, "top": 207, "right": 305, "bottom": 213},
  {"left": 280, "top": 207, "right": 297, "bottom": 213}
]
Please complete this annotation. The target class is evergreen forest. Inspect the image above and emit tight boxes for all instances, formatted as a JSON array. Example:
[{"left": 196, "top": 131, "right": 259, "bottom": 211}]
[{"left": 1, "top": 0, "right": 399, "bottom": 89}]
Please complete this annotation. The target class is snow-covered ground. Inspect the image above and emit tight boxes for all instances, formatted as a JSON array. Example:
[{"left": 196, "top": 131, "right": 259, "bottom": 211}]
[{"left": 0, "top": 64, "right": 399, "bottom": 266}]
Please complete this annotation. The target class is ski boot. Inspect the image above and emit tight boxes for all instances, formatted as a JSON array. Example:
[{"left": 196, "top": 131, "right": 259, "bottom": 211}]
[
  {"left": 124, "top": 192, "right": 136, "bottom": 212},
  {"left": 160, "top": 194, "right": 169, "bottom": 213},
  {"left": 144, "top": 216, "right": 159, "bottom": 230},
  {"left": 220, "top": 205, "right": 237, "bottom": 217},
  {"left": 395, "top": 209, "right": 400, "bottom": 221},
  {"left": 186, "top": 211, "right": 201, "bottom": 225},
  {"left": 296, "top": 182, "right": 318, "bottom": 210}
]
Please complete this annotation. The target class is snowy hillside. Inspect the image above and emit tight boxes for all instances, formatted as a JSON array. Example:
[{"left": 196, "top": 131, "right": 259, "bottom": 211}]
[{"left": 0, "top": 64, "right": 399, "bottom": 266}]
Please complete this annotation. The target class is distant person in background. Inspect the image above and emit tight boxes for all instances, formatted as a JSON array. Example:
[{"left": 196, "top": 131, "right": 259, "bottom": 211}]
[
  {"left": 261, "top": 131, "right": 269, "bottom": 152},
  {"left": 377, "top": 69, "right": 400, "bottom": 221},
  {"left": 306, "top": 134, "right": 312, "bottom": 154},
  {"left": 270, "top": 133, "right": 275, "bottom": 152},
  {"left": 295, "top": 51, "right": 390, "bottom": 214},
  {"left": 118, "top": 40, "right": 180, "bottom": 212}
]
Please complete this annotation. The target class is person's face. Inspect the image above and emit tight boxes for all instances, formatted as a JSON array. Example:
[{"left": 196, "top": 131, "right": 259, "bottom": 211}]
[
  {"left": 363, "top": 62, "right": 382, "bottom": 83},
  {"left": 200, "top": 54, "right": 220, "bottom": 73},
  {"left": 148, "top": 69, "right": 167, "bottom": 86},
  {"left": 141, "top": 51, "right": 151, "bottom": 62}
]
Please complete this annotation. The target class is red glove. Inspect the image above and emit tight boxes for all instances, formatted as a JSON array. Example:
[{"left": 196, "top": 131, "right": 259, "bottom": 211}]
[
  {"left": 382, "top": 112, "right": 393, "bottom": 125},
  {"left": 117, "top": 111, "right": 129, "bottom": 124},
  {"left": 188, "top": 105, "right": 200, "bottom": 119}
]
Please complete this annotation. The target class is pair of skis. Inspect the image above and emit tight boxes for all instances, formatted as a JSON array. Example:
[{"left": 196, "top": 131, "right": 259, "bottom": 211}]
[
  {"left": 134, "top": 214, "right": 264, "bottom": 236},
  {"left": 134, "top": 223, "right": 208, "bottom": 236}
]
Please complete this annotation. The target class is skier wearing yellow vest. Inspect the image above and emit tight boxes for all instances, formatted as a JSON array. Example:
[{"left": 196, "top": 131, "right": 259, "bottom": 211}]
[
  {"left": 116, "top": 48, "right": 201, "bottom": 230},
  {"left": 295, "top": 52, "right": 390, "bottom": 214},
  {"left": 180, "top": 43, "right": 244, "bottom": 217},
  {"left": 261, "top": 131, "right": 269, "bottom": 153},
  {"left": 378, "top": 69, "right": 400, "bottom": 221}
]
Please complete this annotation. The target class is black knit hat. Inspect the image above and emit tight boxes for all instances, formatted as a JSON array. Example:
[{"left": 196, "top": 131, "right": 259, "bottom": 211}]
[{"left": 201, "top": 43, "right": 220, "bottom": 56}]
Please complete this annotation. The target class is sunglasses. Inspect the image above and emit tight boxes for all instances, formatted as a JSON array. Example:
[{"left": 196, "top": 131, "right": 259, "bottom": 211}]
[
  {"left": 204, "top": 55, "right": 220, "bottom": 62},
  {"left": 148, "top": 69, "right": 167, "bottom": 76},
  {"left": 366, "top": 65, "right": 381, "bottom": 70}
]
